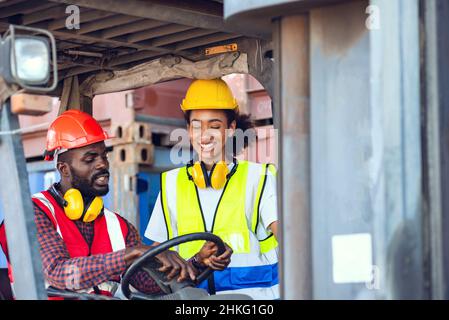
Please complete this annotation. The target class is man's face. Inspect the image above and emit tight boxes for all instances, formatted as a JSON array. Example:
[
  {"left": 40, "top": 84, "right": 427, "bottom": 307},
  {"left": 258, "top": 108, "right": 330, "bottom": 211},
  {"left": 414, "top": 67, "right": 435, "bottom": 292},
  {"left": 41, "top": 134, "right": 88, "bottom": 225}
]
[
  {"left": 188, "top": 109, "right": 235, "bottom": 164},
  {"left": 60, "top": 142, "right": 110, "bottom": 197}
]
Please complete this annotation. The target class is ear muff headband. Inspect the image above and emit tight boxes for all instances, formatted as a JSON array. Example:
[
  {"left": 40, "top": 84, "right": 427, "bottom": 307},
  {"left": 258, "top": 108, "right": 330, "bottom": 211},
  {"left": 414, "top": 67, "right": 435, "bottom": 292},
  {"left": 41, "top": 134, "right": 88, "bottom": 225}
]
[{"left": 49, "top": 184, "right": 68, "bottom": 208}]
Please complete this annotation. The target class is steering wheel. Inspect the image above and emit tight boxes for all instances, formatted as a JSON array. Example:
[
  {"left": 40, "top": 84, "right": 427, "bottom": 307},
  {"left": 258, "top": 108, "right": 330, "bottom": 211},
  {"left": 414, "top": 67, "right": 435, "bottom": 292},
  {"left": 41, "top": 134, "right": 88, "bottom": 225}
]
[{"left": 120, "top": 232, "right": 226, "bottom": 300}]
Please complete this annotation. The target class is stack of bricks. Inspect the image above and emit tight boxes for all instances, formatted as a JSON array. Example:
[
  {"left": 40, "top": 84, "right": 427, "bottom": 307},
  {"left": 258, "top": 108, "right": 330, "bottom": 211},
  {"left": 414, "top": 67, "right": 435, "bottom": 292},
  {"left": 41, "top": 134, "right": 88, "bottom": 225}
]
[{"left": 111, "top": 122, "right": 154, "bottom": 166}]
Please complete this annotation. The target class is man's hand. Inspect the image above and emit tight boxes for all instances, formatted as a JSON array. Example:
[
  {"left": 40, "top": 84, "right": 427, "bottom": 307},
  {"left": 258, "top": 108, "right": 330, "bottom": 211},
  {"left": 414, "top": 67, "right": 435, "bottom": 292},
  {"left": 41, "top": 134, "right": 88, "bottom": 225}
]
[
  {"left": 194, "top": 241, "right": 233, "bottom": 270},
  {"left": 155, "top": 250, "right": 197, "bottom": 282},
  {"left": 124, "top": 245, "right": 196, "bottom": 282}
]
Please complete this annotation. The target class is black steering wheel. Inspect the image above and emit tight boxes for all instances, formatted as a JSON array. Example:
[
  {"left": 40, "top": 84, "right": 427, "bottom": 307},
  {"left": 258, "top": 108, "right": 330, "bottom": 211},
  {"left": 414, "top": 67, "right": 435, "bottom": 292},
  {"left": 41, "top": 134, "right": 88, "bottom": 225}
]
[{"left": 120, "top": 232, "right": 226, "bottom": 300}]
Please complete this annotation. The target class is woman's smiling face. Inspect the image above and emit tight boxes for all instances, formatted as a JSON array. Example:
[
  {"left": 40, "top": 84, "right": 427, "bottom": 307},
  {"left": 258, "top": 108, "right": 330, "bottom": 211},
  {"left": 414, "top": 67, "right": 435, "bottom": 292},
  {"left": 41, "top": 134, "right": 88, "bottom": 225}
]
[{"left": 188, "top": 109, "right": 236, "bottom": 164}]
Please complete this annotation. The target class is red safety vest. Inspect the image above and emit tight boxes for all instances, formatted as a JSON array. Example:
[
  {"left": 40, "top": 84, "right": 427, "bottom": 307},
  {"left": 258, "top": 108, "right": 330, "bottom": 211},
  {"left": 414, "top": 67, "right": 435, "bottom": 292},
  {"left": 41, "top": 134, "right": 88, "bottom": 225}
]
[{"left": 32, "top": 191, "right": 129, "bottom": 298}]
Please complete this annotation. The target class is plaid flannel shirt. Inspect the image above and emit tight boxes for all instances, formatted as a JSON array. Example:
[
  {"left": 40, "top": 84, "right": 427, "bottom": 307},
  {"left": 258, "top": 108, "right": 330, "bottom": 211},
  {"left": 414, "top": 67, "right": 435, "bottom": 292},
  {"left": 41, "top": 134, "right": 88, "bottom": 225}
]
[{"left": 34, "top": 202, "right": 162, "bottom": 295}]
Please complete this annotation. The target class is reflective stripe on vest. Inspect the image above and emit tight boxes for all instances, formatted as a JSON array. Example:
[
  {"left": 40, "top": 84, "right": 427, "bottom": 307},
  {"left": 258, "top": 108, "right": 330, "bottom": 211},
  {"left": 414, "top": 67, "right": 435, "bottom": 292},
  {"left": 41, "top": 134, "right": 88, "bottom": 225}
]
[
  {"left": 160, "top": 172, "right": 173, "bottom": 240},
  {"left": 251, "top": 164, "right": 278, "bottom": 254},
  {"left": 161, "top": 161, "right": 279, "bottom": 298},
  {"left": 32, "top": 192, "right": 62, "bottom": 237},
  {"left": 103, "top": 209, "right": 126, "bottom": 252},
  {"left": 32, "top": 191, "right": 127, "bottom": 296},
  {"left": 175, "top": 161, "right": 250, "bottom": 259}
]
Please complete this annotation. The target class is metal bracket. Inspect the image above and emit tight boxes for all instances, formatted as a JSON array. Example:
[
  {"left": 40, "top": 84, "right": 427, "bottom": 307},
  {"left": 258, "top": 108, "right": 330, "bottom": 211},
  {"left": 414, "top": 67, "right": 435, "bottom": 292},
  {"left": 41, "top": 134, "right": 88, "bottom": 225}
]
[
  {"left": 218, "top": 51, "right": 240, "bottom": 69},
  {"left": 159, "top": 55, "right": 182, "bottom": 68},
  {"left": 234, "top": 38, "right": 274, "bottom": 98}
]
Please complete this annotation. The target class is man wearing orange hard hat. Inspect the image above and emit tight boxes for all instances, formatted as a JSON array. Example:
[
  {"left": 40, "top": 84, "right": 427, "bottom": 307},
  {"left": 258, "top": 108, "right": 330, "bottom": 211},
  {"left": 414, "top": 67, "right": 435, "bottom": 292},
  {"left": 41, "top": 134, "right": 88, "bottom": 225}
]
[{"left": 26, "top": 109, "right": 229, "bottom": 299}]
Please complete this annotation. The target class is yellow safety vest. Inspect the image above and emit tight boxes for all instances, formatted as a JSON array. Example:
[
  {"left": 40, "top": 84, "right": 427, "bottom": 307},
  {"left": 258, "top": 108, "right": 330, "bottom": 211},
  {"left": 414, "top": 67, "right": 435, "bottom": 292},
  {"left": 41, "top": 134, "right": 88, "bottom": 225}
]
[{"left": 160, "top": 160, "right": 278, "bottom": 259}]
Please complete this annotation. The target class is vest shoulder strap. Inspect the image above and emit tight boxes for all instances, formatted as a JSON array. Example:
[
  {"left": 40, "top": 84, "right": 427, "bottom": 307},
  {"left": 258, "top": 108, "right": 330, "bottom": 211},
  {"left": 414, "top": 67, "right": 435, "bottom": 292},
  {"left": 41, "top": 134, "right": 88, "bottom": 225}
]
[
  {"left": 103, "top": 209, "right": 127, "bottom": 252},
  {"left": 250, "top": 163, "right": 279, "bottom": 253},
  {"left": 32, "top": 192, "right": 62, "bottom": 237},
  {"left": 160, "top": 171, "right": 173, "bottom": 240},
  {"left": 267, "top": 163, "right": 277, "bottom": 177},
  {"left": 251, "top": 164, "right": 269, "bottom": 234}
]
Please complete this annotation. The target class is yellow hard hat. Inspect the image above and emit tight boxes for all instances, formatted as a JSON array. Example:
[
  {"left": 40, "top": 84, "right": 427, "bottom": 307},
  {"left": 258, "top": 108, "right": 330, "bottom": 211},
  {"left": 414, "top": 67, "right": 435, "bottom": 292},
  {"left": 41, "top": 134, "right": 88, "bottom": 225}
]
[{"left": 180, "top": 78, "right": 238, "bottom": 111}]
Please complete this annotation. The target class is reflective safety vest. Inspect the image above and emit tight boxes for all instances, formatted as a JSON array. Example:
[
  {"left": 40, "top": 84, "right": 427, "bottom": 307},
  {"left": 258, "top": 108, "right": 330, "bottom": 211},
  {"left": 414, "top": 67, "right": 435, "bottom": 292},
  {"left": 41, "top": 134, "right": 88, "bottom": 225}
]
[
  {"left": 160, "top": 160, "right": 279, "bottom": 299},
  {"left": 32, "top": 191, "right": 128, "bottom": 298}
]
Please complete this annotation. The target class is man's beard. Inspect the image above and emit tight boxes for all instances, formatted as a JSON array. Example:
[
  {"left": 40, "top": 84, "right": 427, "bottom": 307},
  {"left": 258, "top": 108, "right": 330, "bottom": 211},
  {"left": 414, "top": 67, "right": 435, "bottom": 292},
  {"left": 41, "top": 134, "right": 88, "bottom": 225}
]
[{"left": 70, "top": 167, "right": 109, "bottom": 198}]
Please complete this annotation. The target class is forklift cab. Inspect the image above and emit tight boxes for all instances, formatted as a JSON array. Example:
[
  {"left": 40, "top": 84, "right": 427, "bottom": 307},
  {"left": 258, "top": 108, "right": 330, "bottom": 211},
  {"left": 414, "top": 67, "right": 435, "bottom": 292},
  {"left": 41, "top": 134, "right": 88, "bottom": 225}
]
[
  {"left": 0, "top": 7, "right": 269, "bottom": 298},
  {"left": 2, "top": 0, "right": 444, "bottom": 302}
]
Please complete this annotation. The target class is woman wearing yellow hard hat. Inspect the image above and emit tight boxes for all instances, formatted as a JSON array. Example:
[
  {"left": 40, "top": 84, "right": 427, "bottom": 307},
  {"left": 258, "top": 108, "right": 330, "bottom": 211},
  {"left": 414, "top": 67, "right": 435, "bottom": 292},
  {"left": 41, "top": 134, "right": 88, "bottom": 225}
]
[{"left": 145, "top": 78, "right": 279, "bottom": 300}]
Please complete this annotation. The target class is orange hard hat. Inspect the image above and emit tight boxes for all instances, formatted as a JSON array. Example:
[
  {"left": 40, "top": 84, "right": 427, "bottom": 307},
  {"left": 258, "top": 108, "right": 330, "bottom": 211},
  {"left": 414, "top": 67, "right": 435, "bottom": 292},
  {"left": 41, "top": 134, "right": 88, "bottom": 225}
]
[{"left": 44, "top": 110, "right": 110, "bottom": 161}]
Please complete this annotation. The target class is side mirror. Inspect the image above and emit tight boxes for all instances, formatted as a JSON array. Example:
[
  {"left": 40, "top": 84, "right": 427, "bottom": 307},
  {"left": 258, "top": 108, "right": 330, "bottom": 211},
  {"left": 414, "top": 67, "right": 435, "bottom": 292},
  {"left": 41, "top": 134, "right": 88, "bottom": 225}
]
[{"left": 0, "top": 24, "right": 57, "bottom": 92}]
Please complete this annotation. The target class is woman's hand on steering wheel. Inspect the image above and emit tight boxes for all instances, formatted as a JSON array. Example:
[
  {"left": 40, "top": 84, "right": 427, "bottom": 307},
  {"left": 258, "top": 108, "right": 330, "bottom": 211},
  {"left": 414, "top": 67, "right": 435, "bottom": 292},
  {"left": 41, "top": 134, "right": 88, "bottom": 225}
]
[{"left": 195, "top": 242, "right": 233, "bottom": 270}]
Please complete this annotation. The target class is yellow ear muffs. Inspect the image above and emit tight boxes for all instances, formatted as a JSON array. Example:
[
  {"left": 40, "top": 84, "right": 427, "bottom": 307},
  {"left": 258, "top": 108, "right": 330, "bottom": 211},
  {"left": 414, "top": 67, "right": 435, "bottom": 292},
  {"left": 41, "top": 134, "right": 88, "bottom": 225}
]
[
  {"left": 190, "top": 162, "right": 208, "bottom": 189},
  {"left": 188, "top": 161, "right": 232, "bottom": 190},
  {"left": 63, "top": 188, "right": 84, "bottom": 220},
  {"left": 210, "top": 161, "right": 229, "bottom": 190},
  {"left": 83, "top": 196, "right": 103, "bottom": 223},
  {"left": 63, "top": 188, "right": 103, "bottom": 222}
]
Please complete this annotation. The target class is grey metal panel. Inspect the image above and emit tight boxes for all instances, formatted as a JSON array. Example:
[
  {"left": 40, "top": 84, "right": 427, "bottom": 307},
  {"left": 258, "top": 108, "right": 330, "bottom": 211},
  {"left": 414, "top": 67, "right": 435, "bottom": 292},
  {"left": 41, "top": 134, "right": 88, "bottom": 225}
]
[
  {"left": 135, "top": 114, "right": 185, "bottom": 127},
  {"left": 310, "top": 0, "right": 423, "bottom": 299},
  {"left": 272, "top": 17, "right": 284, "bottom": 299},
  {"left": 0, "top": 102, "right": 47, "bottom": 299},
  {"left": 310, "top": 0, "right": 372, "bottom": 299},
  {"left": 26, "top": 161, "right": 55, "bottom": 173},
  {"left": 153, "top": 146, "right": 187, "bottom": 170},
  {"left": 370, "top": 0, "right": 423, "bottom": 300},
  {"left": 274, "top": 14, "right": 312, "bottom": 300},
  {"left": 111, "top": 163, "right": 139, "bottom": 227},
  {"left": 225, "top": 0, "right": 338, "bottom": 16},
  {"left": 422, "top": 0, "right": 449, "bottom": 300},
  {"left": 224, "top": 0, "right": 347, "bottom": 36}
]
